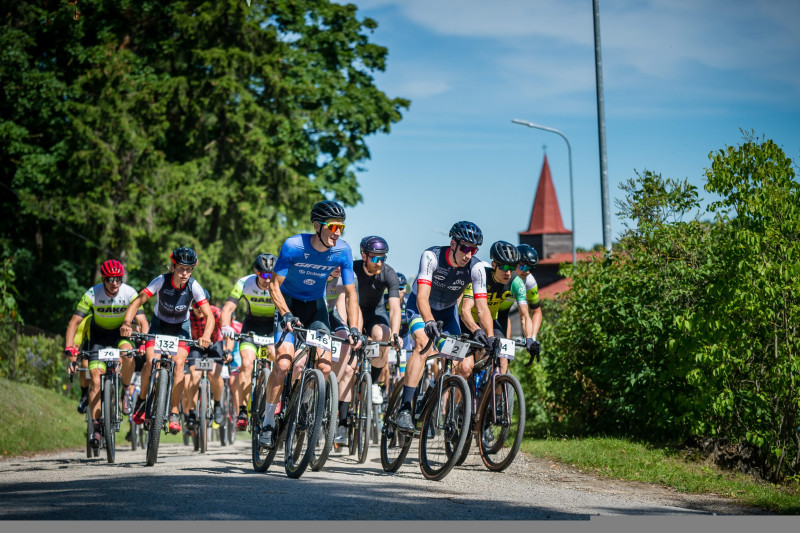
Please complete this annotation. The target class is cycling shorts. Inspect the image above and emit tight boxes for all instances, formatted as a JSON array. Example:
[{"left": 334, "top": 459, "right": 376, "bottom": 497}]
[
  {"left": 144, "top": 316, "right": 192, "bottom": 351},
  {"left": 274, "top": 295, "right": 330, "bottom": 346},
  {"left": 239, "top": 316, "right": 276, "bottom": 353},
  {"left": 405, "top": 292, "right": 461, "bottom": 338}
]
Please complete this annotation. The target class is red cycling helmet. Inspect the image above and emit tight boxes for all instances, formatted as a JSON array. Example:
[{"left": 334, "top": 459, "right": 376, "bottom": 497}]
[{"left": 100, "top": 259, "right": 125, "bottom": 278}]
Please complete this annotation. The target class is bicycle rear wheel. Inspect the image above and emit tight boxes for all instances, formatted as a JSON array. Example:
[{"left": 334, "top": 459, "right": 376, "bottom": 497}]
[
  {"left": 476, "top": 374, "right": 525, "bottom": 472},
  {"left": 418, "top": 374, "right": 471, "bottom": 481},
  {"left": 284, "top": 369, "right": 324, "bottom": 479},
  {"left": 380, "top": 377, "right": 412, "bottom": 472},
  {"left": 103, "top": 379, "right": 116, "bottom": 464},
  {"left": 354, "top": 373, "right": 372, "bottom": 464},
  {"left": 251, "top": 368, "right": 277, "bottom": 472},
  {"left": 219, "top": 381, "right": 230, "bottom": 446},
  {"left": 372, "top": 403, "right": 382, "bottom": 445},
  {"left": 199, "top": 379, "right": 209, "bottom": 453},
  {"left": 310, "top": 371, "right": 337, "bottom": 471},
  {"left": 130, "top": 417, "right": 138, "bottom": 451},
  {"left": 145, "top": 369, "right": 168, "bottom": 466},
  {"left": 85, "top": 412, "right": 92, "bottom": 459}
]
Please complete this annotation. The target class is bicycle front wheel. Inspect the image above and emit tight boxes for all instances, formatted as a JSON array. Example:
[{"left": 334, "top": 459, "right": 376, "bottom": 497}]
[
  {"left": 284, "top": 369, "right": 325, "bottom": 479},
  {"left": 199, "top": 379, "right": 209, "bottom": 453},
  {"left": 103, "top": 379, "right": 116, "bottom": 464},
  {"left": 476, "top": 373, "right": 525, "bottom": 472},
  {"left": 145, "top": 369, "right": 168, "bottom": 467},
  {"left": 85, "top": 411, "right": 92, "bottom": 459},
  {"left": 251, "top": 368, "right": 277, "bottom": 472},
  {"left": 355, "top": 373, "right": 372, "bottom": 464},
  {"left": 418, "top": 374, "right": 471, "bottom": 481},
  {"left": 310, "top": 371, "right": 338, "bottom": 471},
  {"left": 130, "top": 417, "right": 138, "bottom": 451},
  {"left": 379, "top": 377, "right": 412, "bottom": 472}
]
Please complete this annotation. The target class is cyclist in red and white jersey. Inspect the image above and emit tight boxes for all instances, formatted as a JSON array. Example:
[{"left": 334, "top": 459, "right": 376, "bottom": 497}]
[{"left": 119, "top": 247, "right": 215, "bottom": 434}]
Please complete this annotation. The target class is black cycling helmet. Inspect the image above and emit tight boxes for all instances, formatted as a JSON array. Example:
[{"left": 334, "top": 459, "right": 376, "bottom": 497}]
[
  {"left": 171, "top": 247, "right": 198, "bottom": 266},
  {"left": 253, "top": 252, "right": 277, "bottom": 273},
  {"left": 449, "top": 221, "right": 483, "bottom": 246},
  {"left": 490, "top": 241, "right": 521, "bottom": 265},
  {"left": 310, "top": 200, "right": 346, "bottom": 224},
  {"left": 360, "top": 235, "right": 389, "bottom": 255},
  {"left": 517, "top": 244, "right": 539, "bottom": 268},
  {"left": 396, "top": 272, "right": 407, "bottom": 287}
]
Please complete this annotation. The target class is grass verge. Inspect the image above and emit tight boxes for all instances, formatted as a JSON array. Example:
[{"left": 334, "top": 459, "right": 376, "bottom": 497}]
[
  {"left": 0, "top": 378, "right": 204, "bottom": 457},
  {"left": 0, "top": 378, "right": 86, "bottom": 456},
  {"left": 522, "top": 436, "right": 800, "bottom": 514}
]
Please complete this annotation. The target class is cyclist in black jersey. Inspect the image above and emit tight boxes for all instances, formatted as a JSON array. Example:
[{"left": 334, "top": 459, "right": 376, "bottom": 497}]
[
  {"left": 331, "top": 235, "right": 403, "bottom": 443},
  {"left": 396, "top": 221, "right": 496, "bottom": 430},
  {"left": 120, "top": 247, "right": 216, "bottom": 434}
]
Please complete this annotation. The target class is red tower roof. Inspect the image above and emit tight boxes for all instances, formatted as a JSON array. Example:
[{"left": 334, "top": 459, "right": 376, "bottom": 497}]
[{"left": 520, "top": 155, "right": 571, "bottom": 235}]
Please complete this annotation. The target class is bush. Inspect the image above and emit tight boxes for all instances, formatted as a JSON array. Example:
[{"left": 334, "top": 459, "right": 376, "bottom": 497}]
[{"left": 533, "top": 135, "right": 800, "bottom": 481}]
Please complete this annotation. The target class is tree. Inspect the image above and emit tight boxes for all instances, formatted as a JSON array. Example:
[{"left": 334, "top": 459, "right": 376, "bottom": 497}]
[{"left": 1, "top": 0, "right": 408, "bottom": 329}]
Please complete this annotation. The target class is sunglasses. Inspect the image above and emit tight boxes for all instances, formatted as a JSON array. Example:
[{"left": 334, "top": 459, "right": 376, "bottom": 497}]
[
  {"left": 458, "top": 244, "right": 478, "bottom": 255},
  {"left": 519, "top": 265, "right": 532, "bottom": 272},
  {"left": 367, "top": 255, "right": 386, "bottom": 264},
  {"left": 398, "top": 284, "right": 406, "bottom": 291},
  {"left": 497, "top": 264, "right": 517, "bottom": 272},
  {"left": 258, "top": 272, "right": 273, "bottom": 280},
  {"left": 321, "top": 221, "right": 345, "bottom": 233},
  {"left": 104, "top": 276, "right": 123, "bottom": 284}
]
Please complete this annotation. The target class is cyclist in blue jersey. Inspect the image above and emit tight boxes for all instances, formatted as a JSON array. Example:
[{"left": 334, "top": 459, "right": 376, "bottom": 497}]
[
  {"left": 260, "top": 200, "right": 364, "bottom": 448},
  {"left": 396, "top": 221, "right": 496, "bottom": 431}
]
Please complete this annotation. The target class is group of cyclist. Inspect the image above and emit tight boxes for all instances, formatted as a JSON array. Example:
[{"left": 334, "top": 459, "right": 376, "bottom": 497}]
[{"left": 64, "top": 199, "right": 543, "bottom": 459}]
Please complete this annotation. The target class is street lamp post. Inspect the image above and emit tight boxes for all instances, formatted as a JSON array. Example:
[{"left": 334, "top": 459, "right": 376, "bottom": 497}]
[{"left": 512, "top": 118, "right": 576, "bottom": 265}]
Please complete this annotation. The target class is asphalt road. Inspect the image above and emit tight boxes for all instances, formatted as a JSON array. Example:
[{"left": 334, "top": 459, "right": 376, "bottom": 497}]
[{"left": 0, "top": 434, "right": 758, "bottom": 520}]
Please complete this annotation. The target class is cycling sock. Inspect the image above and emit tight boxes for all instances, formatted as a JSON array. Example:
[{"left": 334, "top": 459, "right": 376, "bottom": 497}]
[
  {"left": 370, "top": 365, "right": 383, "bottom": 383},
  {"left": 214, "top": 400, "right": 220, "bottom": 408},
  {"left": 239, "top": 405, "right": 248, "bottom": 415},
  {"left": 338, "top": 401, "right": 350, "bottom": 424},
  {"left": 263, "top": 403, "right": 278, "bottom": 427},
  {"left": 402, "top": 385, "right": 416, "bottom": 408},
  {"left": 80, "top": 386, "right": 89, "bottom": 396},
  {"left": 122, "top": 382, "right": 129, "bottom": 389}
]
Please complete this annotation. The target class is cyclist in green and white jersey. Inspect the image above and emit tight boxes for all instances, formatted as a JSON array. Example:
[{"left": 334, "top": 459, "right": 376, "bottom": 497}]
[
  {"left": 220, "top": 253, "right": 278, "bottom": 431},
  {"left": 460, "top": 241, "right": 540, "bottom": 374},
  {"left": 64, "top": 260, "right": 149, "bottom": 446}
]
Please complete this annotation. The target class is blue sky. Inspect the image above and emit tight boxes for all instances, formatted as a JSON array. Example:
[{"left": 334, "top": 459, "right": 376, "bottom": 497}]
[{"left": 339, "top": 0, "right": 800, "bottom": 278}]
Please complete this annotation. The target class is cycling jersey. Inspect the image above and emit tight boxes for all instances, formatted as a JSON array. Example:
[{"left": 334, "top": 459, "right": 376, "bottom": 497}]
[
  {"left": 74, "top": 314, "right": 92, "bottom": 348},
  {"left": 274, "top": 234, "right": 355, "bottom": 302},
  {"left": 412, "top": 246, "right": 487, "bottom": 310},
  {"left": 384, "top": 292, "right": 409, "bottom": 337},
  {"left": 523, "top": 273, "right": 541, "bottom": 308},
  {"left": 74, "top": 283, "right": 140, "bottom": 330},
  {"left": 353, "top": 260, "right": 400, "bottom": 310},
  {"left": 461, "top": 262, "right": 527, "bottom": 321},
  {"left": 325, "top": 275, "right": 348, "bottom": 312},
  {"left": 142, "top": 273, "right": 207, "bottom": 324},
  {"left": 226, "top": 274, "right": 276, "bottom": 320}
]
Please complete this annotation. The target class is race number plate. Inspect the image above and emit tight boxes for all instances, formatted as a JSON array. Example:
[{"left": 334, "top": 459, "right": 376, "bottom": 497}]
[
  {"left": 388, "top": 348, "right": 408, "bottom": 364},
  {"left": 498, "top": 338, "right": 516, "bottom": 360},
  {"left": 330, "top": 340, "right": 341, "bottom": 362},
  {"left": 154, "top": 335, "right": 180, "bottom": 356},
  {"left": 251, "top": 334, "right": 274, "bottom": 346},
  {"left": 195, "top": 359, "right": 214, "bottom": 371},
  {"left": 399, "top": 349, "right": 408, "bottom": 364},
  {"left": 439, "top": 338, "right": 469, "bottom": 361},
  {"left": 306, "top": 330, "right": 332, "bottom": 352},
  {"left": 220, "top": 365, "right": 230, "bottom": 379},
  {"left": 98, "top": 348, "right": 120, "bottom": 362},
  {"left": 364, "top": 343, "right": 380, "bottom": 359}
]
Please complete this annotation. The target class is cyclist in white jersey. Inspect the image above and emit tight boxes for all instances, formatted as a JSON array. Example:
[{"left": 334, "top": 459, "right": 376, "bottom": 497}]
[{"left": 120, "top": 247, "right": 216, "bottom": 434}]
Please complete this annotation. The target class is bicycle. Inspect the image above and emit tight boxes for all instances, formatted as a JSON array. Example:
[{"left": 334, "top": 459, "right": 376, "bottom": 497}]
[
  {"left": 455, "top": 336, "right": 530, "bottom": 471},
  {"left": 345, "top": 337, "right": 395, "bottom": 463},
  {"left": 128, "top": 371, "right": 147, "bottom": 451},
  {"left": 69, "top": 347, "right": 133, "bottom": 463},
  {"left": 218, "top": 363, "right": 235, "bottom": 446},
  {"left": 380, "top": 323, "right": 480, "bottom": 481},
  {"left": 192, "top": 353, "right": 224, "bottom": 453},
  {"left": 248, "top": 326, "right": 327, "bottom": 478},
  {"left": 230, "top": 332, "right": 273, "bottom": 463},
  {"left": 128, "top": 332, "right": 202, "bottom": 466}
]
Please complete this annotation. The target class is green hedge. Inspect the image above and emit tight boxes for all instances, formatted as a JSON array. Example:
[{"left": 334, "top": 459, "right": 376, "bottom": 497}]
[{"left": 526, "top": 136, "right": 800, "bottom": 482}]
